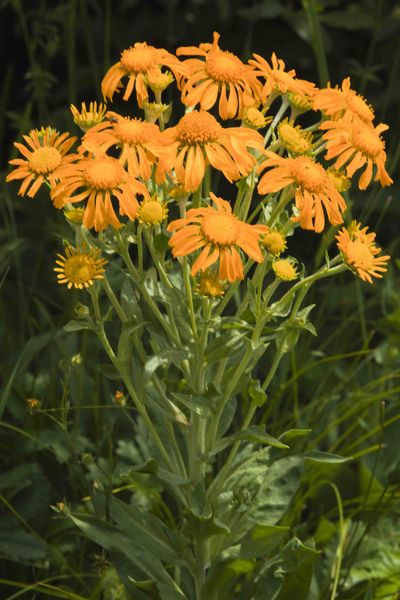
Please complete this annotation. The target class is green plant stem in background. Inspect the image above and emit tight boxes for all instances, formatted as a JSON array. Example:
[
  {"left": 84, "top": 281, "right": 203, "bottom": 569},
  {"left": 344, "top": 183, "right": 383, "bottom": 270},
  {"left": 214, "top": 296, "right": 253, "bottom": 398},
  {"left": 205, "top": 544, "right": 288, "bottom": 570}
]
[
  {"left": 302, "top": 0, "right": 330, "bottom": 86},
  {"left": 88, "top": 285, "right": 181, "bottom": 483}
]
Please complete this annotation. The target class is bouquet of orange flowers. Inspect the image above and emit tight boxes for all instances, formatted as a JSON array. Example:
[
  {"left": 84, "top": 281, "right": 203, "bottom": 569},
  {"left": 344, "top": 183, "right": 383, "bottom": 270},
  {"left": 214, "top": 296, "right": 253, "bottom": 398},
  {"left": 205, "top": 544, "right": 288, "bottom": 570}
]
[{"left": 7, "top": 32, "right": 392, "bottom": 599}]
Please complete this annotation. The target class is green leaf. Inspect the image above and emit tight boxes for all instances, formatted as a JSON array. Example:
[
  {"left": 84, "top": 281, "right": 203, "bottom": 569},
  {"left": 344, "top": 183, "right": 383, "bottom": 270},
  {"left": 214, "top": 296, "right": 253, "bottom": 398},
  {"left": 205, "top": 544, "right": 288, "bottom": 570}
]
[
  {"left": 110, "top": 497, "right": 188, "bottom": 567},
  {"left": 185, "top": 482, "right": 230, "bottom": 539},
  {"left": 144, "top": 349, "right": 188, "bottom": 381},
  {"left": 304, "top": 450, "right": 352, "bottom": 463},
  {"left": 238, "top": 0, "right": 282, "bottom": 20},
  {"left": 320, "top": 9, "right": 374, "bottom": 30},
  {"left": 70, "top": 513, "right": 187, "bottom": 598},
  {"left": 63, "top": 319, "right": 96, "bottom": 332},
  {"left": 0, "top": 330, "right": 63, "bottom": 419},
  {"left": 170, "top": 392, "right": 214, "bottom": 417},
  {"left": 206, "top": 329, "right": 247, "bottom": 362},
  {"left": 255, "top": 538, "right": 318, "bottom": 600},
  {"left": 209, "top": 425, "right": 289, "bottom": 457},
  {"left": 240, "top": 525, "right": 290, "bottom": 559},
  {"left": 248, "top": 379, "right": 268, "bottom": 407},
  {"left": 279, "top": 429, "right": 311, "bottom": 442},
  {"left": 120, "top": 278, "right": 144, "bottom": 321},
  {"left": 215, "top": 450, "right": 303, "bottom": 542},
  {"left": 0, "top": 527, "right": 47, "bottom": 562}
]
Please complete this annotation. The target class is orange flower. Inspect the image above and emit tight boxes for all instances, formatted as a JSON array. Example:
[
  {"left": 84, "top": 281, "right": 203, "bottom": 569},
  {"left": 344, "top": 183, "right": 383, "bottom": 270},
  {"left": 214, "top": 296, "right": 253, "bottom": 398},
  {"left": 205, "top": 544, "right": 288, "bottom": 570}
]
[
  {"left": 101, "top": 42, "right": 185, "bottom": 106},
  {"left": 50, "top": 151, "right": 148, "bottom": 231},
  {"left": 313, "top": 77, "right": 374, "bottom": 123},
  {"left": 336, "top": 221, "right": 390, "bottom": 283},
  {"left": 176, "top": 32, "right": 262, "bottom": 120},
  {"left": 156, "top": 110, "right": 264, "bottom": 192},
  {"left": 320, "top": 113, "right": 392, "bottom": 189},
  {"left": 83, "top": 112, "right": 165, "bottom": 179},
  {"left": 167, "top": 192, "right": 268, "bottom": 282},
  {"left": 249, "top": 53, "right": 315, "bottom": 102},
  {"left": 257, "top": 152, "right": 347, "bottom": 233},
  {"left": 6, "top": 127, "right": 76, "bottom": 198}
]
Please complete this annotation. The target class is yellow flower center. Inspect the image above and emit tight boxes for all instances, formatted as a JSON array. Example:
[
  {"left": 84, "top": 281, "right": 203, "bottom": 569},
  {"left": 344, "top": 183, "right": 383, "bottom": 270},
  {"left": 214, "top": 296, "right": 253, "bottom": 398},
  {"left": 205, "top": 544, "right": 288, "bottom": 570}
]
[
  {"left": 288, "top": 92, "right": 313, "bottom": 112},
  {"left": 290, "top": 157, "right": 326, "bottom": 192},
  {"left": 71, "top": 102, "right": 107, "bottom": 131},
  {"left": 138, "top": 200, "right": 167, "bottom": 224},
  {"left": 176, "top": 111, "right": 222, "bottom": 145},
  {"left": 346, "top": 240, "right": 374, "bottom": 270},
  {"left": 64, "top": 207, "right": 85, "bottom": 224},
  {"left": 114, "top": 118, "right": 150, "bottom": 145},
  {"left": 197, "top": 271, "right": 224, "bottom": 297},
  {"left": 278, "top": 121, "right": 312, "bottom": 154},
  {"left": 326, "top": 167, "right": 350, "bottom": 192},
  {"left": 273, "top": 259, "right": 298, "bottom": 280},
  {"left": 147, "top": 67, "right": 173, "bottom": 91},
  {"left": 201, "top": 213, "right": 239, "bottom": 245},
  {"left": 263, "top": 231, "right": 286, "bottom": 256},
  {"left": 55, "top": 246, "right": 107, "bottom": 289},
  {"left": 84, "top": 158, "right": 125, "bottom": 190},
  {"left": 244, "top": 107, "right": 268, "bottom": 129},
  {"left": 352, "top": 127, "right": 383, "bottom": 157},
  {"left": 120, "top": 43, "right": 158, "bottom": 73},
  {"left": 206, "top": 50, "right": 243, "bottom": 83},
  {"left": 29, "top": 147, "right": 62, "bottom": 174},
  {"left": 345, "top": 91, "right": 374, "bottom": 122}
]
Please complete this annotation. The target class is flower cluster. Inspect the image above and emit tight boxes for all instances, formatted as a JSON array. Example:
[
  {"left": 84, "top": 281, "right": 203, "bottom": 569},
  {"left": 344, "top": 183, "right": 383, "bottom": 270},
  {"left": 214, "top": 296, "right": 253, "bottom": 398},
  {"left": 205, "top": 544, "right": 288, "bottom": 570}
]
[{"left": 6, "top": 32, "right": 392, "bottom": 287}]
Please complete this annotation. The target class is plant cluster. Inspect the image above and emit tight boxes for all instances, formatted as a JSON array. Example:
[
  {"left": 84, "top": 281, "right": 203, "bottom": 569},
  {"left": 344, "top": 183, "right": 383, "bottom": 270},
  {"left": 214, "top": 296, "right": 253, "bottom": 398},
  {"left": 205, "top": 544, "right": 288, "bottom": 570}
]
[{"left": 4, "top": 27, "right": 396, "bottom": 600}]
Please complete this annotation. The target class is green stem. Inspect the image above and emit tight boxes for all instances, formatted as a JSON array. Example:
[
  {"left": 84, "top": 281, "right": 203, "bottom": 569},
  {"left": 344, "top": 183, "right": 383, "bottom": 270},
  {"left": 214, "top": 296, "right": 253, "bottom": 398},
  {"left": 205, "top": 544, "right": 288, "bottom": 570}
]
[
  {"left": 144, "top": 228, "right": 172, "bottom": 288},
  {"left": 137, "top": 223, "right": 144, "bottom": 273},
  {"left": 102, "top": 275, "right": 128, "bottom": 323},
  {"left": 68, "top": 0, "right": 77, "bottom": 103},
  {"left": 267, "top": 187, "right": 294, "bottom": 228},
  {"left": 264, "top": 98, "right": 289, "bottom": 146},
  {"left": 114, "top": 229, "right": 181, "bottom": 346},
  {"left": 88, "top": 286, "right": 179, "bottom": 479},
  {"left": 302, "top": 0, "right": 330, "bottom": 86},
  {"left": 192, "top": 185, "right": 202, "bottom": 209},
  {"left": 182, "top": 258, "right": 198, "bottom": 339},
  {"left": 155, "top": 90, "right": 165, "bottom": 130}
]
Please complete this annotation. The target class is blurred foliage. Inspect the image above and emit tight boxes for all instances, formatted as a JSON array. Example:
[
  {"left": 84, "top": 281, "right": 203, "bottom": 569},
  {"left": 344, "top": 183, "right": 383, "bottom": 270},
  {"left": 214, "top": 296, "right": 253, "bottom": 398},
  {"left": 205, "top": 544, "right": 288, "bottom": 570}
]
[{"left": 1, "top": 0, "right": 400, "bottom": 598}]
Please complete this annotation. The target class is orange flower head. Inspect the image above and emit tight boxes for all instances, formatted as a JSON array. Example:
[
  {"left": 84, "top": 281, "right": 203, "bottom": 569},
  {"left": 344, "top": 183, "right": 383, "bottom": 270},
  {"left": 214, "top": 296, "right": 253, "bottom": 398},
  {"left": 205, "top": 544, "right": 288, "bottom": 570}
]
[
  {"left": 273, "top": 258, "right": 298, "bottom": 281},
  {"left": 320, "top": 113, "right": 392, "bottom": 189},
  {"left": 197, "top": 270, "right": 225, "bottom": 297},
  {"left": 249, "top": 52, "right": 315, "bottom": 103},
  {"left": 101, "top": 41, "right": 185, "bottom": 106},
  {"left": 156, "top": 110, "right": 264, "bottom": 191},
  {"left": 83, "top": 112, "right": 165, "bottom": 179},
  {"left": 54, "top": 244, "right": 107, "bottom": 289},
  {"left": 313, "top": 78, "right": 374, "bottom": 123},
  {"left": 70, "top": 102, "right": 107, "bottom": 132},
  {"left": 336, "top": 221, "right": 390, "bottom": 283},
  {"left": 167, "top": 192, "right": 268, "bottom": 282},
  {"left": 50, "top": 151, "right": 148, "bottom": 231},
  {"left": 177, "top": 32, "right": 262, "bottom": 120},
  {"left": 6, "top": 127, "right": 76, "bottom": 198},
  {"left": 277, "top": 119, "right": 313, "bottom": 155},
  {"left": 258, "top": 152, "right": 347, "bottom": 233}
]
